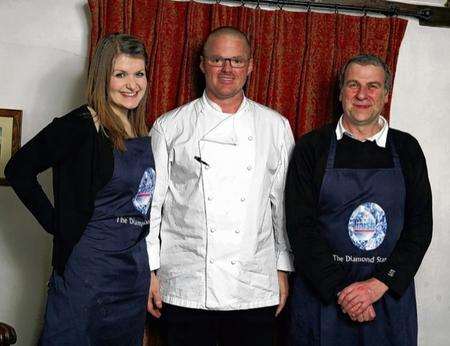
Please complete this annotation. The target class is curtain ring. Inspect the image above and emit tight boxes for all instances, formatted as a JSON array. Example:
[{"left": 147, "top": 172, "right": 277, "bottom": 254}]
[
  {"left": 335, "top": 4, "right": 339, "bottom": 15},
  {"left": 256, "top": 0, "right": 261, "bottom": 9},
  {"left": 240, "top": 0, "right": 245, "bottom": 7},
  {"left": 389, "top": 5, "right": 399, "bottom": 17},
  {"left": 362, "top": 6, "right": 368, "bottom": 17},
  {"left": 306, "top": 1, "right": 311, "bottom": 13},
  {"left": 215, "top": 0, "right": 221, "bottom": 4},
  {"left": 277, "top": 0, "right": 284, "bottom": 11}
]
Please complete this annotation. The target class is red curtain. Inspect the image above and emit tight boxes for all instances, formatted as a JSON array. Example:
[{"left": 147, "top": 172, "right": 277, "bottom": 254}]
[{"left": 88, "top": 0, "right": 407, "bottom": 139}]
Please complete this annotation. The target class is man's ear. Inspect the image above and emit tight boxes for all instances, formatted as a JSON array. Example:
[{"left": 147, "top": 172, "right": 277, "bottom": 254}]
[
  {"left": 383, "top": 90, "right": 389, "bottom": 104},
  {"left": 247, "top": 58, "right": 254, "bottom": 76},
  {"left": 200, "top": 56, "right": 205, "bottom": 74}
]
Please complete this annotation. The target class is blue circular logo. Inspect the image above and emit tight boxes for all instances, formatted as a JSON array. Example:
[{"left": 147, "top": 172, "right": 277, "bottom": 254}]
[{"left": 348, "top": 202, "right": 387, "bottom": 251}]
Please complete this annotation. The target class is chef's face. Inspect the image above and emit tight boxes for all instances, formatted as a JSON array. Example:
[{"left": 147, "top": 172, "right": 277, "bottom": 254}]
[
  {"left": 340, "top": 63, "right": 389, "bottom": 127},
  {"left": 200, "top": 33, "right": 253, "bottom": 104}
]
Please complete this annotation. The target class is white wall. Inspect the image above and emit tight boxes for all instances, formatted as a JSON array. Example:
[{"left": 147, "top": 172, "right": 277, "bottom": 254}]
[
  {"left": 0, "top": 1, "right": 449, "bottom": 345},
  {"left": 390, "top": 20, "right": 450, "bottom": 346},
  {"left": 0, "top": 1, "right": 90, "bottom": 345}
]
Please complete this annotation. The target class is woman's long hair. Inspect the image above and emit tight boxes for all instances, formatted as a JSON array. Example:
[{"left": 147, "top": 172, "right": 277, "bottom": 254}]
[{"left": 86, "top": 33, "right": 148, "bottom": 151}]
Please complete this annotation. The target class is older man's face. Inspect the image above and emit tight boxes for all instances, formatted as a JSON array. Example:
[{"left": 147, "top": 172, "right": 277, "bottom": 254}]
[
  {"left": 200, "top": 34, "right": 253, "bottom": 104},
  {"left": 340, "top": 63, "right": 389, "bottom": 127}
]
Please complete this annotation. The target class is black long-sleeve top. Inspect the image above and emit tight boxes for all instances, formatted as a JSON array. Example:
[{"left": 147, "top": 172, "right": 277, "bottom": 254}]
[
  {"left": 285, "top": 123, "right": 432, "bottom": 304},
  {"left": 4, "top": 105, "right": 114, "bottom": 275}
]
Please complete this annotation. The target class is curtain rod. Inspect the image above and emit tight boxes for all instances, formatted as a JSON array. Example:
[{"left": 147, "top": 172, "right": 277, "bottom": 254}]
[{"left": 210, "top": 0, "right": 450, "bottom": 27}]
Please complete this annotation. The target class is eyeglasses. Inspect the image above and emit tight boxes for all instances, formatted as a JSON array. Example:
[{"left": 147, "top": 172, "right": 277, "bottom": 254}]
[{"left": 203, "top": 55, "right": 250, "bottom": 68}]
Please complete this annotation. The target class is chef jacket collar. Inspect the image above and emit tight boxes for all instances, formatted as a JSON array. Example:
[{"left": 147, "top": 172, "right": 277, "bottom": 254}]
[
  {"left": 202, "top": 91, "right": 249, "bottom": 116},
  {"left": 335, "top": 115, "right": 389, "bottom": 148}
]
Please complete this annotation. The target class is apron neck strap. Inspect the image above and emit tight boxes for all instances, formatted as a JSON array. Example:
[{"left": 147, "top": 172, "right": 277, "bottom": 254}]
[
  {"left": 326, "top": 134, "right": 338, "bottom": 169},
  {"left": 326, "top": 130, "right": 400, "bottom": 169},
  {"left": 387, "top": 134, "right": 401, "bottom": 168}
]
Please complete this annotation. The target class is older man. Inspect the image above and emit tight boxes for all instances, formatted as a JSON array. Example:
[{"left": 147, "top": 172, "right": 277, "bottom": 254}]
[
  {"left": 146, "top": 27, "right": 294, "bottom": 346},
  {"left": 286, "top": 54, "right": 432, "bottom": 345}
]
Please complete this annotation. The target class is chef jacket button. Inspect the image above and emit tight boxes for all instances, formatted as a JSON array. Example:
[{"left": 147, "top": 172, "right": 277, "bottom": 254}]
[
  {"left": 247, "top": 165, "right": 252, "bottom": 171},
  {"left": 210, "top": 259, "right": 214, "bottom": 264},
  {"left": 231, "top": 260, "right": 236, "bottom": 265},
  {"left": 208, "top": 196, "right": 213, "bottom": 201},
  {"left": 248, "top": 136, "right": 253, "bottom": 141},
  {"left": 235, "top": 229, "right": 240, "bottom": 234},
  {"left": 204, "top": 165, "right": 210, "bottom": 170},
  {"left": 240, "top": 197, "right": 246, "bottom": 202},
  {"left": 210, "top": 228, "right": 216, "bottom": 233}
]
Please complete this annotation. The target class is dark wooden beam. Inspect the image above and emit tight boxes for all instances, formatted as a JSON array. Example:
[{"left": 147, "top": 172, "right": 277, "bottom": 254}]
[{"left": 224, "top": 0, "right": 450, "bottom": 28}]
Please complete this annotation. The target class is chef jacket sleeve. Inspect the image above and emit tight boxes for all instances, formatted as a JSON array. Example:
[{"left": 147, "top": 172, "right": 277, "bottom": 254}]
[
  {"left": 147, "top": 120, "right": 170, "bottom": 271},
  {"left": 270, "top": 117, "right": 295, "bottom": 272}
]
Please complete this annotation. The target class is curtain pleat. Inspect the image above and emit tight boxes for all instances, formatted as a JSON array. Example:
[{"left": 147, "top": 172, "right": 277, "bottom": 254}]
[{"left": 88, "top": 0, "right": 407, "bottom": 140}]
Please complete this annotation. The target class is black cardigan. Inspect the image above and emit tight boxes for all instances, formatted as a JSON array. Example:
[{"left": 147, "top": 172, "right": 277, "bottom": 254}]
[
  {"left": 285, "top": 124, "right": 432, "bottom": 304},
  {"left": 5, "top": 105, "right": 114, "bottom": 275}
]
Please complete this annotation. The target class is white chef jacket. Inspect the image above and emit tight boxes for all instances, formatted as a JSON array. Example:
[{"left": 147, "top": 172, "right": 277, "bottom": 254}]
[{"left": 147, "top": 93, "right": 294, "bottom": 310}]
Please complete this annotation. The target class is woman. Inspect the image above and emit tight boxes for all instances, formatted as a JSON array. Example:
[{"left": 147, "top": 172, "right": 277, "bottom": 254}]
[{"left": 5, "top": 33, "right": 154, "bottom": 345}]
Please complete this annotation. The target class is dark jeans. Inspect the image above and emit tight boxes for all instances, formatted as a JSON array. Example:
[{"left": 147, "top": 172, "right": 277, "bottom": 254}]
[{"left": 162, "top": 303, "right": 277, "bottom": 346}]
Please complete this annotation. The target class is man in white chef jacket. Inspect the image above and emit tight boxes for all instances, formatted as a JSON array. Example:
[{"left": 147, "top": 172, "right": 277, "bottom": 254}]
[{"left": 146, "top": 26, "right": 294, "bottom": 346}]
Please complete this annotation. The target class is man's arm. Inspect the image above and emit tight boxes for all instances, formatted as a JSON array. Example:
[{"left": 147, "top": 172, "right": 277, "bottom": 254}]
[
  {"left": 285, "top": 131, "right": 347, "bottom": 304},
  {"left": 269, "top": 118, "right": 295, "bottom": 316},
  {"left": 373, "top": 133, "right": 432, "bottom": 295},
  {"left": 146, "top": 120, "right": 170, "bottom": 318},
  {"left": 270, "top": 118, "right": 295, "bottom": 272}
]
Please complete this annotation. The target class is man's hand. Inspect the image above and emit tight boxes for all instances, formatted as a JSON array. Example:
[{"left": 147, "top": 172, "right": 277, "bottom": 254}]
[
  {"left": 275, "top": 271, "right": 289, "bottom": 316},
  {"left": 147, "top": 271, "right": 163, "bottom": 318},
  {"left": 338, "top": 277, "right": 388, "bottom": 316},
  {"left": 348, "top": 304, "right": 377, "bottom": 322}
]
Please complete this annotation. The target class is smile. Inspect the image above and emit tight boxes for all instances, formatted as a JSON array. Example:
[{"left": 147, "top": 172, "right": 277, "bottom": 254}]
[
  {"left": 353, "top": 104, "right": 371, "bottom": 108},
  {"left": 120, "top": 91, "right": 139, "bottom": 97},
  {"left": 218, "top": 76, "right": 235, "bottom": 83}
]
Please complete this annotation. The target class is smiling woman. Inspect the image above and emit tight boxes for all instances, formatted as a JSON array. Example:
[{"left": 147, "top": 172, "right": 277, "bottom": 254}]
[
  {"left": 5, "top": 34, "right": 154, "bottom": 345},
  {"left": 86, "top": 34, "right": 149, "bottom": 151},
  {"left": 109, "top": 54, "right": 147, "bottom": 119}
]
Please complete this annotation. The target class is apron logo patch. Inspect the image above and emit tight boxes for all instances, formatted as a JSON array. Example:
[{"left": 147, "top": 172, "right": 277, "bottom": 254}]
[
  {"left": 133, "top": 167, "right": 156, "bottom": 216},
  {"left": 348, "top": 202, "right": 387, "bottom": 251}
]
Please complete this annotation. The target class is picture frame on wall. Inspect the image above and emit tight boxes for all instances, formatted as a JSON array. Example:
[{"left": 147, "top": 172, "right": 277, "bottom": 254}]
[{"left": 0, "top": 109, "right": 22, "bottom": 186}]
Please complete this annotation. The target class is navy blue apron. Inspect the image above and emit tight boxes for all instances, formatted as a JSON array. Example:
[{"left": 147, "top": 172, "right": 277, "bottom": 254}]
[
  {"left": 291, "top": 134, "right": 417, "bottom": 346},
  {"left": 39, "top": 137, "right": 155, "bottom": 346}
]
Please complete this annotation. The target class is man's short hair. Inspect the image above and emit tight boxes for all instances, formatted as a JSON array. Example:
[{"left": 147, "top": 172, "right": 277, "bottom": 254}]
[
  {"left": 202, "top": 26, "right": 252, "bottom": 58},
  {"left": 339, "top": 54, "right": 392, "bottom": 92}
]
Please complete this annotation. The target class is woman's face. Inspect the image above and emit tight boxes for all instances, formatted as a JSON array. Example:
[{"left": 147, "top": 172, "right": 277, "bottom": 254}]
[{"left": 109, "top": 53, "right": 147, "bottom": 116}]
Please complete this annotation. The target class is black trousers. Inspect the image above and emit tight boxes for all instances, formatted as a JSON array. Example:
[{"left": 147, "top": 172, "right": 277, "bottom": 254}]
[{"left": 162, "top": 303, "right": 277, "bottom": 346}]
